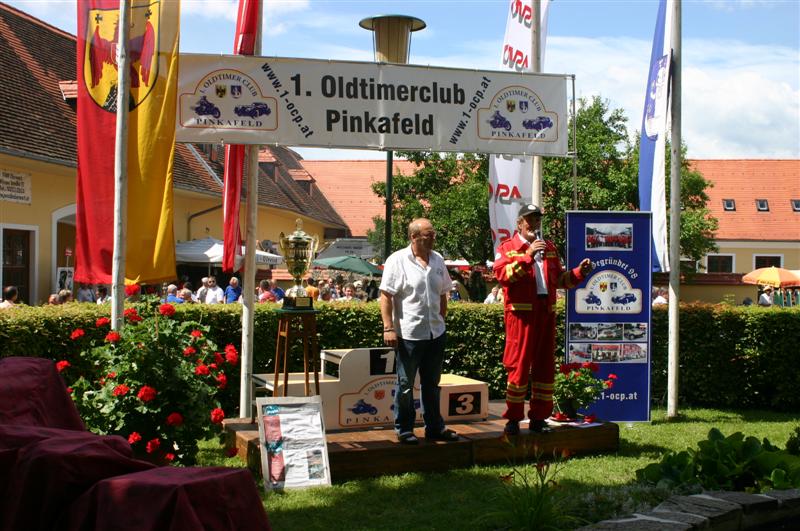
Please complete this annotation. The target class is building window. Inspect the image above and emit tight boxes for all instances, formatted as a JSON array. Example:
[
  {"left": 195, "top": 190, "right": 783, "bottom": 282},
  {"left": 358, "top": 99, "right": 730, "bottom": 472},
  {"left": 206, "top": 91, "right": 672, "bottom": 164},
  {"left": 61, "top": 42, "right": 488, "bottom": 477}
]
[
  {"left": 792, "top": 199, "right": 800, "bottom": 212},
  {"left": 755, "top": 255, "right": 782, "bottom": 269},
  {"left": 722, "top": 199, "right": 736, "bottom": 211},
  {"left": 755, "top": 199, "right": 769, "bottom": 211},
  {"left": 707, "top": 255, "right": 734, "bottom": 273}
]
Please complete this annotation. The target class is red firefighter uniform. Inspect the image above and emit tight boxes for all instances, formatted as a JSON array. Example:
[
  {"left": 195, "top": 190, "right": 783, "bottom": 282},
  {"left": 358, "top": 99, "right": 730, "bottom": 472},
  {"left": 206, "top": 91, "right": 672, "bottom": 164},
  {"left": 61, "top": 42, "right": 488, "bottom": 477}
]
[{"left": 493, "top": 234, "right": 587, "bottom": 421}]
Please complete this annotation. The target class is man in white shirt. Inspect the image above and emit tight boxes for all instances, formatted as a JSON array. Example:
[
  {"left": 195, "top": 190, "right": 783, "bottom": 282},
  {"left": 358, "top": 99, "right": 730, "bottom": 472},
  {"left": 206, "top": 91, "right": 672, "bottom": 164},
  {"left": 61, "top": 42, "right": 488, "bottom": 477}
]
[
  {"left": 202, "top": 276, "right": 225, "bottom": 304},
  {"left": 758, "top": 286, "right": 773, "bottom": 307},
  {"left": 380, "top": 218, "right": 458, "bottom": 445}
]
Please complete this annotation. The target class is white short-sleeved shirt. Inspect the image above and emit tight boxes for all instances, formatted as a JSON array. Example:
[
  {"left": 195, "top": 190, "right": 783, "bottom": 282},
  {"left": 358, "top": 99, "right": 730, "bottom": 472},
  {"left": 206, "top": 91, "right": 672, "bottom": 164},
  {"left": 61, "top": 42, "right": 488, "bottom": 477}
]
[
  {"left": 204, "top": 286, "right": 225, "bottom": 304},
  {"left": 380, "top": 245, "right": 450, "bottom": 340}
]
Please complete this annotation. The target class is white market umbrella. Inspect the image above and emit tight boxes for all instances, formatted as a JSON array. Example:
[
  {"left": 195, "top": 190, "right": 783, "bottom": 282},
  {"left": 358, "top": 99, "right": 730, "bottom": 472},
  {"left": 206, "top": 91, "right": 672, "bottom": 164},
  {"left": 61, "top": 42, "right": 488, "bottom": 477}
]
[{"left": 175, "top": 237, "right": 282, "bottom": 270}]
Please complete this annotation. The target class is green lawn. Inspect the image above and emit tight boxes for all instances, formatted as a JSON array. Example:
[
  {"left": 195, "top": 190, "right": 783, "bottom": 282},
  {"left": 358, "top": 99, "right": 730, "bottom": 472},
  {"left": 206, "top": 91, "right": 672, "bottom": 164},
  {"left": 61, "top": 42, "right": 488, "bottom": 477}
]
[{"left": 197, "top": 408, "right": 800, "bottom": 530}]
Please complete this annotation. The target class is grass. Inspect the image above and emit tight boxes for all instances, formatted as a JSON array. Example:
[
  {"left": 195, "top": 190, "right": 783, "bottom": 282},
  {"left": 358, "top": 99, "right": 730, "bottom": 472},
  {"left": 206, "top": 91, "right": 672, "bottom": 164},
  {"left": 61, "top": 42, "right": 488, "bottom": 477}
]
[{"left": 196, "top": 407, "right": 800, "bottom": 530}]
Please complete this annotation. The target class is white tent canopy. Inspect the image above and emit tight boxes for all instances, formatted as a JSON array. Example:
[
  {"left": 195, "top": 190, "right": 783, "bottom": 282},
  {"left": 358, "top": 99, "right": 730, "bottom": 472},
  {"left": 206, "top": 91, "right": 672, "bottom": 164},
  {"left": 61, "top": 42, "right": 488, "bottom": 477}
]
[{"left": 175, "top": 237, "right": 282, "bottom": 269}]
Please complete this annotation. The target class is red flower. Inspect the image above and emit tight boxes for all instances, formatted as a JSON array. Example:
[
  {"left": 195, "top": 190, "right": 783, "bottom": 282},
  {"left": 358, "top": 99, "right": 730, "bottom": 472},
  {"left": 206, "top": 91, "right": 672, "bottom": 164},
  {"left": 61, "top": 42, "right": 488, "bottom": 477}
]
[
  {"left": 166, "top": 412, "right": 184, "bottom": 426},
  {"left": 216, "top": 372, "right": 228, "bottom": 389},
  {"left": 195, "top": 364, "right": 210, "bottom": 376},
  {"left": 95, "top": 317, "right": 111, "bottom": 327},
  {"left": 590, "top": 362, "right": 600, "bottom": 372},
  {"left": 128, "top": 432, "right": 142, "bottom": 444},
  {"left": 137, "top": 385, "right": 157, "bottom": 402},
  {"left": 605, "top": 380, "right": 614, "bottom": 389},
  {"left": 559, "top": 364, "right": 571, "bottom": 375},
  {"left": 106, "top": 372, "right": 117, "bottom": 379},
  {"left": 608, "top": 373, "right": 618, "bottom": 380},
  {"left": 214, "top": 352, "right": 224, "bottom": 365},
  {"left": 581, "top": 361, "right": 592, "bottom": 369},
  {"left": 56, "top": 360, "right": 70, "bottom": 373},
  {"left": 224, "top": 346, "right": 238, "bottom": 365},
  {"left": 124, "top": 284, "right": 141, "bottom": 297},
  {"left": 183, "top": 346, "right": 196, "bottom": 357},
  {"left": 210, "top": 408, "right": 225, "bottom": 424},
  {"left": 112, "top": 384, "right": 130, "bottom": 396},
  {"left": 583, "top": 414, "right": 597, "bottom": 424},
  {"left": 158, "top": 303, "right": 176, "bottom": 316},
  {"left": 66, "top": 387, "right": 73, "bottom": 394},
  {"left": 225, "top": 447, "right": 239, "bottom": 458},
  {"left": 165, "top": 453, "right": 175, "bottom": 462},
  {"left": 552, "top": 412, "right": 569, "bottom": 421},
  {"left": 209, "top": 363, "right": 218, "bottom": 370},
  {"left": 105, "top": 331, "right": 121, "bottom": 343},
  {"left": 145, "top": 438, "right": 160, "bottom": 454},
  {"left": 190, "top": 330, "right": 203, "bottom": 338},
  {"left": 70, "top": 328, "right": 85, "bottom": 340}
]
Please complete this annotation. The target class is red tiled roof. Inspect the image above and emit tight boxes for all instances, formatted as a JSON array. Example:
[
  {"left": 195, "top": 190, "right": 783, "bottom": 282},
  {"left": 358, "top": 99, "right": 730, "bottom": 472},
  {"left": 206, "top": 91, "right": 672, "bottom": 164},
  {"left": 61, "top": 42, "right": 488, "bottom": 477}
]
[
  {"left": 303, "top": 160, "right": 420, "bottom": 237},
  {"left": 689, "top": 160, "right": 800, "bottom": 242}
]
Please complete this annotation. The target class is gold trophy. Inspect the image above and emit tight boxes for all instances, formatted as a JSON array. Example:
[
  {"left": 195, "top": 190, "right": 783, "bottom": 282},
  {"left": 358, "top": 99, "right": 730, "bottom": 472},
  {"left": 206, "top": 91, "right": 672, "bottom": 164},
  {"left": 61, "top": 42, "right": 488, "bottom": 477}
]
[{"left": 279, "top": 219, "right": 319, "bottom": 310}]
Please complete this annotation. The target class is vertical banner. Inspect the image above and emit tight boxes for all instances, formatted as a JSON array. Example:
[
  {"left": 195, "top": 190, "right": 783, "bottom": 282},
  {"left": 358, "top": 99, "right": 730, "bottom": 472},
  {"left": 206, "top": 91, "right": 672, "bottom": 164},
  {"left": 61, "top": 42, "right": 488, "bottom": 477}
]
[
  {"left": 76, "top": 0, "right": 178, "bottom": 284},
  {"left": 488, "top": 0, "right": 550, "bottom": 249},
  {"left": 566, "top": 211, "right": 652, "bottom": 422},
  {"left": 637, "top": 0, "right": 673, "bottom": 272},
  {"left": 222, "top": 0, "right": 260, "bottom": 273}
]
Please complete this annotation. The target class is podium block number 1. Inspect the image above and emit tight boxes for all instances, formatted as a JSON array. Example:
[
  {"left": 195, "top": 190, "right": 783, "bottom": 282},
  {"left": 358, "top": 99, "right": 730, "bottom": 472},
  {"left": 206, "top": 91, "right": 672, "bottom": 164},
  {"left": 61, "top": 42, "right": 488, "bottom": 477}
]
[{"left": 369, "top": 349, "right": 396, "bottom": 376}]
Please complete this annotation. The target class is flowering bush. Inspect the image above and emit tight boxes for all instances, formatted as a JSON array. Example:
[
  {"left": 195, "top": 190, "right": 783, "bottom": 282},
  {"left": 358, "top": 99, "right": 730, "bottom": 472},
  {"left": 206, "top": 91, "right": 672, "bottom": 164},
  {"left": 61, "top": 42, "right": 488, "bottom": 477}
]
[
  {"left": 64, "top": 298, "right": 237, "bottom": 465},
  {"left": 553, "top": 362, "right": 616, "bottom": 418}
]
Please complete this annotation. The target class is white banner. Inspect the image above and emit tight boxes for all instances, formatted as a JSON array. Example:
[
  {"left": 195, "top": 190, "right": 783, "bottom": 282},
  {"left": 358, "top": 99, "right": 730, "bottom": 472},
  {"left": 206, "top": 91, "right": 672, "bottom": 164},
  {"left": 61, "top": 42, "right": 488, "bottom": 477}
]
[
  {"left": 176, "top": 54, "right": 569, "bottom": 156},
  {"left": 489, "top": 0, "right": 551, "bottom": 250}
]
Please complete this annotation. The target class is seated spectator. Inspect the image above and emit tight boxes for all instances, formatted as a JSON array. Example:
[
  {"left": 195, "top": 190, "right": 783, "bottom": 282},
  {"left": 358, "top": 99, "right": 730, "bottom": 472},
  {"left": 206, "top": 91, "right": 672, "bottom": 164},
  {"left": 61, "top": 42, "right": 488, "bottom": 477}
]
[
  {"left": 449, "top": 280, "right": 462, "bottom": 302},
  {"left": 258, "top": 279, "right": 276, "bottom": 303},
  {"left": 483, "top": 286, "right": 501, "bottom": 304},
  {"left": 318, "top": 287, "right": 332, "bottom": 302},
  {"left": 0, "top": 286, "right": 19, "bottom": 308},
  {"left": 164, "top": 284, "right": 183, "bottom": 304},
  {"left": 57, "top": 289, "right": 73, "bottom": 304},
  {"left": 225, "top": 277, "right": 242, "bottom": 304},
  {"left": 652, "top": 288, "right": 668, "bottom": 306},
  {"left": 76, "top": 283, "right": 95, "bottom": 303},
  {"left": 758, "top": 286, "right": 773, "bottom": 307},
  {"left": 304, "top": 278, "right": 319, "bottom": 300},
  {"left": 96, "top": 286, "right": 110, "bottom": 304}
]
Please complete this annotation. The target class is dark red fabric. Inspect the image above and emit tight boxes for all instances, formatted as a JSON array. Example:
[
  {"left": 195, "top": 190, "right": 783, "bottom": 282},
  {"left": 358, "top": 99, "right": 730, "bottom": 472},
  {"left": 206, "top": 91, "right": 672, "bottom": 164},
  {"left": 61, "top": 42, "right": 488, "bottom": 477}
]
[
  {"left": 67, "top": 466, "right": 271, "bottom": 531},
  {"left": 0, "top": 433, "right": 153, "bottom": 531},
  {"left": 0, "top": 357, "right": 85, "bottom": 430}
]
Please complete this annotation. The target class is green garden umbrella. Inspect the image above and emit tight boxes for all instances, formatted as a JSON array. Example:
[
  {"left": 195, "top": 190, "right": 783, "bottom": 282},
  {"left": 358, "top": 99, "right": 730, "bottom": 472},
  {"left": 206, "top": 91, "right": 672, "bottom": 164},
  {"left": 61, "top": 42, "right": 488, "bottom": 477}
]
[{"left": 312, "top": 256, "right": 382, "bottom": 276}]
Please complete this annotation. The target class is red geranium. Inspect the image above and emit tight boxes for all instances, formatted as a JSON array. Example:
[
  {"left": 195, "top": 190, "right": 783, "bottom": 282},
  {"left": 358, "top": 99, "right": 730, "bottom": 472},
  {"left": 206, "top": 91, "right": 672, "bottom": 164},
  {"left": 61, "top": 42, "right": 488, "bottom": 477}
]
[
  {"left": 214, "top": 352, "right": 224, "bottom": 365},
  {"left": 66, "top": 387, "right": 73, "bottom": 394},
  {"left": 210, "top": 408, "right": 225, "bottom": 424},
  {"left": 608, "top": 373, "right": 618, "bottom": 380},
  {"left": 583, "top": 414, "right": 597, "bottom": 424},
  {"left": 112, "top": 384, "right": 130, "bottom": 396},
  {"left": 216, "top": 372, "right": 228, "bottom": 389},
  {"left": 106, "top": 371, "right": 117, "bottom": 379},
  {"left": 209, "top": 363, "right": 218, "bottom": 370},
  {"left": 190, "top": 330, "right": 203, "bottom": 338},
  {"left": 124, "top": 284, "right": 141, "bottom": 297},
  {"left": 96, "top": 317, "right": 111, "bottom": 327},
  {"left": 105, "top": 331, "right": 121, "bottom": 343},
  {"left": 158, "top": 303, "right": 176, "bottom": 317},
  {"left": 552, "top": 412, "right": 570, "bottom": 421},
  {"left": 166, "top": 412, "right": 184, "bottom": 427},
  {"left": 145, "top": 438, "right": 160, "bottom": 454},
  {"left": 123, "top": 308, "right": 142, "bottom": 323},
  {"left": 128, "top": 432, "right": 142, "bottom": 444},
  {"left": 56, "top": 360, "right": 70, "bottom": 372},
  {"left": 165, "top": 453, "right": 175, "bottom": 462},
  {"left": 137, "top": 385, "right": 157, "bottom": 402},
  {"left": 70, "top": 328, "right": 85, "bottom": 340},
  {"left": 224, "top": 345, "right": 238, "bottom": 365},
  {"left": 225, "top": 447, "right": 239, "bottom": 458},
  {"left": 183, "top": 346, "right": 196, "bottom": 357},
  {"left": 195, "top": 364, "right": 210, "bottom": 376}
]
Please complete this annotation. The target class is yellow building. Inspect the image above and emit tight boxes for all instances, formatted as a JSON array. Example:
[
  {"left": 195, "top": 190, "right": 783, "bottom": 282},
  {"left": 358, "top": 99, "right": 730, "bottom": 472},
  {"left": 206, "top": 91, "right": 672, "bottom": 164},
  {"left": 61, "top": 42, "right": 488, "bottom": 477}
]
[{"left": 0, "top": 4, "right": 347, "bottom": 303}]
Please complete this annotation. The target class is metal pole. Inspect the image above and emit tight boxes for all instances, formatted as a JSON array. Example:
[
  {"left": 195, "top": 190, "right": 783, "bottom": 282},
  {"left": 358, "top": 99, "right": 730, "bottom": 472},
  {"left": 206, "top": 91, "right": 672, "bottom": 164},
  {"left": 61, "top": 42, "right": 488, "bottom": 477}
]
[
  {"left": 239, "top": 3, "right": 263, "bottom": 418},
  {"left": 571, "top": 75, "right": 578, "bottom": 209},
  {"left": 667, "top": 0, "right": 682, "bottom": 419},
  {"left": 111, "top": 0, "right": 132, "bottom": 331},
  {"left": 384, "top": 150, "right": 393, "bottom": 260},
  {"left": 531, "top": 0, "right": 542, "bottom": 206}
]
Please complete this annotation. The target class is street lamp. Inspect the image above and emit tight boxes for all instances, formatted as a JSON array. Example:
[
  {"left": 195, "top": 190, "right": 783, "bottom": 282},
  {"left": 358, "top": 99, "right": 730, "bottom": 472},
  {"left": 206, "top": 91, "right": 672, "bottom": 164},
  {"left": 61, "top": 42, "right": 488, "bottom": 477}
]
[{"left": 359, "top": 15, "right": 426, "bottom": 261}]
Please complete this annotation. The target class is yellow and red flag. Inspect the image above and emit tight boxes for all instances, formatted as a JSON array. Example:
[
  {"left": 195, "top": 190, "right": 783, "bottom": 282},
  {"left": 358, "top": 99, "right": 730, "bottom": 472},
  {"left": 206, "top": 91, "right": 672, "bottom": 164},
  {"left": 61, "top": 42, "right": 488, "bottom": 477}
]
[{"left": 76, "top": 0, "right": 178, "bottom": 284}]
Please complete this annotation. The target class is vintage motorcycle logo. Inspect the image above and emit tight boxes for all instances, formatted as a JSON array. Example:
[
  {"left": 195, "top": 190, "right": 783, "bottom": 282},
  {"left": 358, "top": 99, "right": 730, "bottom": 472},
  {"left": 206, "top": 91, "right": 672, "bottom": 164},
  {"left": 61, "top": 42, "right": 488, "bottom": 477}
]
[
  {"left": 478, "top": 85, "right": 558, "bottom": 142},
  {"left": 83, "top": 1, "right": 161, "bottom": 112}
]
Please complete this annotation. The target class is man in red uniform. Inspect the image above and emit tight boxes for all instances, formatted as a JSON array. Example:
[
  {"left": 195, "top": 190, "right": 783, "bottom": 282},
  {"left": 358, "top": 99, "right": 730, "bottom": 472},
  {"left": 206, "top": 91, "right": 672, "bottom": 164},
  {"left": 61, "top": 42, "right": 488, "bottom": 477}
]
[{"left": 494, "top": 204, "right": 593, "bottom": 434}]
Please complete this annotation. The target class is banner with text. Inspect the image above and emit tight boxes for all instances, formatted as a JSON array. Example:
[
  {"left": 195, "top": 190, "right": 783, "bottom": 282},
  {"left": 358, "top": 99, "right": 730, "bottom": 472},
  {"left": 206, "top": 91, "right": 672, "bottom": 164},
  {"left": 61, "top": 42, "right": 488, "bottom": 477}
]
[
  {"left": 176, "top": 54, "right": 569, "bottom": 156},
  {"left": 566, "top": 211, "right": 652, "bottom": 423}
]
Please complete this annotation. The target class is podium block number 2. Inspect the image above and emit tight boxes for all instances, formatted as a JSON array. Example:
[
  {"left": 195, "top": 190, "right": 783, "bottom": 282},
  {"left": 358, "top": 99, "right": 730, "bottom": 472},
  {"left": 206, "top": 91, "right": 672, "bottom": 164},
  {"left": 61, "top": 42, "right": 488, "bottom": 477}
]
[{"left": 448, "top": 392, "right": 481, "bottom": 416}]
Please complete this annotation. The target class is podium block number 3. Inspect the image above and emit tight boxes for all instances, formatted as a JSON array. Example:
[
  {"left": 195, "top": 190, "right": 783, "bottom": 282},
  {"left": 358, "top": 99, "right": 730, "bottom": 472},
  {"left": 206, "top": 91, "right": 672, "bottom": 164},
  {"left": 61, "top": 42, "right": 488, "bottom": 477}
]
[{"left": 448, "top": 392, "right": 480, "bottom": 415}]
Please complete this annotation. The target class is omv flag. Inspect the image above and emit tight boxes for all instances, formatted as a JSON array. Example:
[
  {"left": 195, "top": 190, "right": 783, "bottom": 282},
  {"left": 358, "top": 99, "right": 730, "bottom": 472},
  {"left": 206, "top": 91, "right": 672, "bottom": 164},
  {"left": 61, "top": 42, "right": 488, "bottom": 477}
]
[{"left": 638, "top": 0, "right": 673, "bottom": 272}]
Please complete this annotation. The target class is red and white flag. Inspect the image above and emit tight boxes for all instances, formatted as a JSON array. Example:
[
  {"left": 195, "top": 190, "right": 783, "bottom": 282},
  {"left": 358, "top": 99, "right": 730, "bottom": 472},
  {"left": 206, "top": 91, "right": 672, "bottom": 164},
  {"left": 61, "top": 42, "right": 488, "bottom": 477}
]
[{"left": 222, "top": 0, "right": 261, "bottom": 272}]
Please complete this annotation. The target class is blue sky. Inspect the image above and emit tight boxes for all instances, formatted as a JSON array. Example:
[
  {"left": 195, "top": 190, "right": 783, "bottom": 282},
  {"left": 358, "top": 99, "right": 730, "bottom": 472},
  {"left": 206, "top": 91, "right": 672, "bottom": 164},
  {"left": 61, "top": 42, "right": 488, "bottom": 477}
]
[{"left": 9, "top": 0, "right": 800, "bottom": 160}]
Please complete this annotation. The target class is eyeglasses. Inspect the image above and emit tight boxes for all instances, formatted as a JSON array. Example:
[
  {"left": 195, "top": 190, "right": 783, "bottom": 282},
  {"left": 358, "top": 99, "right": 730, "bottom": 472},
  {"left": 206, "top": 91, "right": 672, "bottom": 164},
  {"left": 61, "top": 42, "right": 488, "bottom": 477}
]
[{"left": 415, "top": 231, "right": 436, "bottom": 240}]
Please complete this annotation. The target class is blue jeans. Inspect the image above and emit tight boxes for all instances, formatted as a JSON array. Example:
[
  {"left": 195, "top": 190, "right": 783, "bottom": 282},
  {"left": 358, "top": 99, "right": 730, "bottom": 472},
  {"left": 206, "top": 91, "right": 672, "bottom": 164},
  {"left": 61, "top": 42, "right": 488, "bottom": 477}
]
[{"left": 394, "top": 332, "right": 446, "bottom": 436}]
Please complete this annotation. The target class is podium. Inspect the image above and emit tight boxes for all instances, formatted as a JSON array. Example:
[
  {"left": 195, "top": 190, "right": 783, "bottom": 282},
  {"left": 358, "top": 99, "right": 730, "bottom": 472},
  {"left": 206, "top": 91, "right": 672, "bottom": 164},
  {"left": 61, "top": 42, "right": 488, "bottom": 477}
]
[{"left": 272, "top": 309, "right": 320, "bottom": 397}]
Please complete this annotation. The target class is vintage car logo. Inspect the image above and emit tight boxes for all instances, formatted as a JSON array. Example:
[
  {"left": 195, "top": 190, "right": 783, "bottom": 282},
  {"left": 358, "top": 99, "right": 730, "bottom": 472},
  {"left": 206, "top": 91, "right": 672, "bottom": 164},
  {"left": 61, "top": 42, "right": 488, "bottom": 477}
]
[{"left": 83, "top": 1, "right": 161, "bottom": 111}]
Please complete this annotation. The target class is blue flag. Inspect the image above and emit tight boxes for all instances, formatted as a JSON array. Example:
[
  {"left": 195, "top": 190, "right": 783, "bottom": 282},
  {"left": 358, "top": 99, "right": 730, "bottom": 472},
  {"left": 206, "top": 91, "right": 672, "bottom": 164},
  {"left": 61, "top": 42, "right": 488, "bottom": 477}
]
[{"left": 638, "top": 0, "right": 673, "bottom": 272}]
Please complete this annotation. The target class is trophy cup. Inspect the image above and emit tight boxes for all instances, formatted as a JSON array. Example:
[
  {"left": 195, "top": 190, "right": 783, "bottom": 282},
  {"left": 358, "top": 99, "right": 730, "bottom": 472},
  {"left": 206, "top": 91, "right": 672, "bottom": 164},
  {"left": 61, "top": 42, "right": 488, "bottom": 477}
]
[{"left": 279, "top": 219, "right": 319, "bottom": 310}]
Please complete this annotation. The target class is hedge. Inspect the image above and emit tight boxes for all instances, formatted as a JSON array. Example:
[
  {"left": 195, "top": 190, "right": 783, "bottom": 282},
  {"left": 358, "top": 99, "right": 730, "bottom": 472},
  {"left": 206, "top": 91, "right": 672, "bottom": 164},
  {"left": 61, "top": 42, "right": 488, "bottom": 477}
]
[{"left": 1, "top": 301, "right": 798, "bottom": 415}]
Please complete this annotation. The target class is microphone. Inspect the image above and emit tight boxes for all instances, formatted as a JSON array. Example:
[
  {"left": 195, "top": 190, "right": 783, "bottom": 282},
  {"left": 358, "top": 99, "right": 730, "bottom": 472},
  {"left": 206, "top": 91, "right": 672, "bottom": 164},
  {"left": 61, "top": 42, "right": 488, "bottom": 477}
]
[{"left": 533, "top": 230, "right": 543, "bottom": 259}]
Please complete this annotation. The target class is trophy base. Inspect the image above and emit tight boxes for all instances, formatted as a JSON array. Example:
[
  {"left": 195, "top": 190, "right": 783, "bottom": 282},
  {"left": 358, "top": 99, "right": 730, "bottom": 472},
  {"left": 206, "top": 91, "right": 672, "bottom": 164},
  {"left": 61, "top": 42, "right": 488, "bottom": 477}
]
[{"left": 283, "top": 296, "right": 313, "bottom": 310}]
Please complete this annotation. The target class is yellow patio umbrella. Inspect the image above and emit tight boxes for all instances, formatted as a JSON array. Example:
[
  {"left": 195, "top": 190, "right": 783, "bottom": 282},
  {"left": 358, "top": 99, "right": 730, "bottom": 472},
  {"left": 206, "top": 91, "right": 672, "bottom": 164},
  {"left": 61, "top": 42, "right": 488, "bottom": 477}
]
[{"left": 742, "top": 266, "right": 800, "bottom": 288}]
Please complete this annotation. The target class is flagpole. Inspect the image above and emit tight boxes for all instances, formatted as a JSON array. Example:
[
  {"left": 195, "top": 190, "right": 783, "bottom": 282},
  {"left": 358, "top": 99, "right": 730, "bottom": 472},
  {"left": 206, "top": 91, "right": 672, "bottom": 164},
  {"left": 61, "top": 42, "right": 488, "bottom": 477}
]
[
  {"left": 111, "top": 0, "right": 132, "bottom": 330},
  {"left": 240, "top": 1, "right": 263, "bottom": 418},
  {"left": 531, "top": 0, "right": 542, "bottom": 206},
  {"left": 667, "top": 0, "right": 681, "bottom": 419}
]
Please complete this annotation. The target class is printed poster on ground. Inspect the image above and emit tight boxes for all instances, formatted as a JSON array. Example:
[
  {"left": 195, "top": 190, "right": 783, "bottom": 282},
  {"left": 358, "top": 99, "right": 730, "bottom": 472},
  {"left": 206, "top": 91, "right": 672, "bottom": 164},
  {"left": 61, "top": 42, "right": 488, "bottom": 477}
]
[{"left": 565, "top": 211, "right": 652, "bottom": 422}]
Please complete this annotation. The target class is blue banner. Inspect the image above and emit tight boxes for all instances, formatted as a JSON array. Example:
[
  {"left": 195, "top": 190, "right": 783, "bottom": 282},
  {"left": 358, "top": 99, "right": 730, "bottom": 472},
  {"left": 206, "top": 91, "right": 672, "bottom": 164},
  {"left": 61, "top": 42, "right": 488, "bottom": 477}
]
[{"left": 566, "top": 211, "right": 652, "bottom": 422}]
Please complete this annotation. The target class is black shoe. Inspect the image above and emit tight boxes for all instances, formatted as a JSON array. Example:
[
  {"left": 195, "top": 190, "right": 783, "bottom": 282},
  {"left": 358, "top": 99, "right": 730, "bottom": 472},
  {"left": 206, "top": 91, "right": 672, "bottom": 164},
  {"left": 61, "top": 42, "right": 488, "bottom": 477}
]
[
  {"left": 397, "top": 432, "right": 419, "bottom": 445},
  {"left": 504, "top": 420, "right": 520, "bottom": 435},
  {"left": 426, "top": 428, "right": 459, "bottom": 442},
  {"left": 530, "top": 420, "right": 552, "bottom": 434}
]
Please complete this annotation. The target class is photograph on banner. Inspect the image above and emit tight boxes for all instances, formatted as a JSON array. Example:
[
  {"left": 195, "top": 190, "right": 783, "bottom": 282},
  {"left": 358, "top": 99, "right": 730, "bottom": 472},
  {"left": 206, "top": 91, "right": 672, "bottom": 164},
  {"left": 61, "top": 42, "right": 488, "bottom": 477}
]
[
  {"left": 255, "top": 396, "right": 330, "bottom": 492},
  {"left": 176, "top": 54, "right": 569, "bottom": 156},
  {"left": 566, "top": 211, "right": 652, "bottom": 422}
]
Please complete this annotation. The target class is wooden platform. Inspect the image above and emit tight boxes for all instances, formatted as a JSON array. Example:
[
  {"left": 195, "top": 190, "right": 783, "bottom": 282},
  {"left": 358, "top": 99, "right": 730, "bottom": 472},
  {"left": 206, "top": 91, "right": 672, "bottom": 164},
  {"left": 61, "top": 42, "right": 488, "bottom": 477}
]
[{"left": 224, "top": 401, "right": 619, "bottom": 481}]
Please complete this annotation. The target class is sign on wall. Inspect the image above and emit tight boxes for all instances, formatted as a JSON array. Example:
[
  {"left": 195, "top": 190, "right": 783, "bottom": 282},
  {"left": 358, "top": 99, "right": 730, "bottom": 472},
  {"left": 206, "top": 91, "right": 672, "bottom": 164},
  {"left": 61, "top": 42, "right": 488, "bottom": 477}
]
[
  {"left": 566, "top": 211, "right": 652, "bottom": 422},
  {"left": 0, "top": 170, "right": 32, "bottom": 204},
  {"left": 176, "top": 55, "right": 569, "bottom": 156}
]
